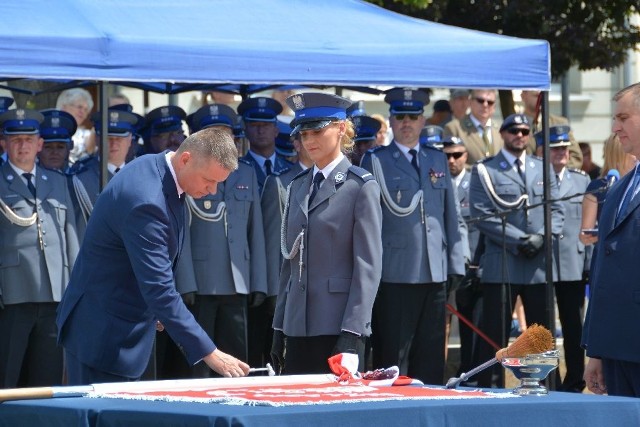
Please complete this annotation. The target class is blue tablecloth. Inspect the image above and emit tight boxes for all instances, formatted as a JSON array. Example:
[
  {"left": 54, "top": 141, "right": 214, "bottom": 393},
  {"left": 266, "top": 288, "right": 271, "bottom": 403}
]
[{"left": 1, "top": 388, "right": 640, "bottom": 427}]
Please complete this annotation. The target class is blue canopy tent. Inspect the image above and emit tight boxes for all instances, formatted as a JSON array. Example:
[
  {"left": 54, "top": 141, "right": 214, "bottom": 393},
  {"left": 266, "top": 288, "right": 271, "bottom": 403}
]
[
  {"left": 0, "top": 0, "right": 556, "bottom": 383},
  {"left": 0, "top": 0, "right": 549, "bottom": 89}
]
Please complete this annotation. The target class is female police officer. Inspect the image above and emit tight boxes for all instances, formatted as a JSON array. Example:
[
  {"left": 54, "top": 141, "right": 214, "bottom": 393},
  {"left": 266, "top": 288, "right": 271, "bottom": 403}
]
[{"left": 270, "top": 93, "right": 382, "bottom": 374}]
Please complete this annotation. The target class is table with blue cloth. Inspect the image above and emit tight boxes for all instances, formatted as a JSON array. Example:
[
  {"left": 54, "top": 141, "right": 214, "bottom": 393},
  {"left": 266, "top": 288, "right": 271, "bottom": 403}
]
[{"left": 1, "top": 388, "right": 640, "bottom": 427}]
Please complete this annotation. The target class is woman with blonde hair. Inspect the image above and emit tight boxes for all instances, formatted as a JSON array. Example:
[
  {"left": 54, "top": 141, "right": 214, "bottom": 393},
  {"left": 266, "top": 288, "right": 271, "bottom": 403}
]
[
  {"left": 271, "top": 92, "right": 382, "bottom": 374},
  {"left": 580, "top": 134, "right": 636, "bottom": 245}
]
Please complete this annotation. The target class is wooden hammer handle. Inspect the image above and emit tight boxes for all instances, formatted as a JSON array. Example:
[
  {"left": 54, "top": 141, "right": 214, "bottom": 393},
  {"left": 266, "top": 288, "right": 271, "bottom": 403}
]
[{"left": 0, "top": 387, "right": 54, "bottom": 402}]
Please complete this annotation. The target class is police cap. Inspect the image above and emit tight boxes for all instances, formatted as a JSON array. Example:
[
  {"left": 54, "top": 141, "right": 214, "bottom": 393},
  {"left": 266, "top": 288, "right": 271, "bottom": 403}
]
[
  {"left": 237, "top": 97, "right": 282, "bottom": 123},
  {"left": 384, "top": 88, "right": 430, "bottom": 115},
  {"left": 190, "top": 104, "right": 238, "bottom": 133},
  {"left": 0, "top": 108, "right": 44, "bottom": 135},
  {"left": 286, "top": 92, "right": 352, "bottom": 135},
  {"left": 39, "top": 109, "right": 77, "bottom": 146}
]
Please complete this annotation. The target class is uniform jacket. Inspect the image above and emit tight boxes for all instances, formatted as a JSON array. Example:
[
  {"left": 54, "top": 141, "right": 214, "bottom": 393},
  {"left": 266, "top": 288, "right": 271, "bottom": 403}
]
[
  {"left": 240, "top": 152, "right": 292, "bottom": 192},
  {"left": 457, "top": 170, "right": 480, "bottom": 259},
  {"left": 69, "top": 156, "right": 116, "bottom": 242},
  {"left": 56, "top": 152, "right": 214, "bottom": 379},
  {"left": 273, "top": 157, "right": 382, "bottom": 337},
  {"left": 444, "top": 114, "right": 503, "bottom": 165},
  {"left": 360, "top": 143, "right": 466, "bottom": 284},
  {"left": 0, "top": 163, "right": 79, "bottom": 304},
  {"left": 261, "top": 163, "right": 303, "bottom": 297},
  {"left": 468, "top": 152, "right": 565, "bottom": 284},
  {"left": 582, "top": 168, "right": 640, "bottom": 363},
  {"left": 554, "top": 168, "right": 590, "bottom": 282},
  {"left": 176, "top": 161, "right": 267, "bottom": 296}
]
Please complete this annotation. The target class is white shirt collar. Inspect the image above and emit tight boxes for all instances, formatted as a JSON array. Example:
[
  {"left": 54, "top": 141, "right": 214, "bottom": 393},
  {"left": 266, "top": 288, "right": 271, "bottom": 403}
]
[
  {"left": 165, "top": 152, "right": 184, "bottom": 197},
  {"left": 313, "top": 152, "right": 345, "bottom": 180},
  {"left": 500, "top": 149, "right": 527, "bottom": 172},
  {"left": 8, "top": 161, "right": 36, "bottom": 178}
]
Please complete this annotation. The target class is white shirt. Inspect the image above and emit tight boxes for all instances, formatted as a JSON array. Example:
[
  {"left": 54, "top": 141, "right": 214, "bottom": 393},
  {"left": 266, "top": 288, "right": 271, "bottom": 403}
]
[
  {"left": 500, "top": 149, "right": 526, "bottom": 176},
  {"left": 311, "top": 152, "right": 345, "bottom": 191},
  {"left": 165, "top": 151, "right": 184, "bottom": 197},
  {"left": 393, "top": 141, "right": 420, "bottom": 167}
]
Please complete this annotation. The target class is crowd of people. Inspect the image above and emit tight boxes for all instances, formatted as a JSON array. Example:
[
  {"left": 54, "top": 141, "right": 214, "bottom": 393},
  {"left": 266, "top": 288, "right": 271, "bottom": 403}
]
[{"left": 0, "top": 83, "right": 638, "bottom": 398}]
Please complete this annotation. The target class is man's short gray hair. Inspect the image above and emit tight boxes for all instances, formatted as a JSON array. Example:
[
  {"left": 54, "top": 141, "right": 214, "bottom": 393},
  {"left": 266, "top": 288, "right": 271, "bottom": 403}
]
[
  {"left": 613, "top": 83, "right": 640, "bottom": 110},
  {"left": 176, "top": 127, "right": 238, "bottom": 172},
  {"left": 56, "top": 88, "right": 94, "bottom": 111}
]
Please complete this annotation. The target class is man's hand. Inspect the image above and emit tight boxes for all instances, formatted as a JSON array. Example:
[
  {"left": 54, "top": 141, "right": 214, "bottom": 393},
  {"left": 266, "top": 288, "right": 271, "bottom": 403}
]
[
  {"left": 249, "top": 292, "right": 266, "bottom": 308},
  {"left": 270, "top": 330, "right": 285, "bottom": 375},
  {"left": 584, "top": 358, "right": 607, "bottom": 395},
  {"left": 518, "top": 234, "right": 544, "bottom": 258},
  {"left": 203, "top": 348, "right": 250, "bottom": 378},
  {"left": 182, "top": 292, "right": 196, "bottom": 306},
  {"left": 332, "top": 331, "right": 361, "bottom": 355}
]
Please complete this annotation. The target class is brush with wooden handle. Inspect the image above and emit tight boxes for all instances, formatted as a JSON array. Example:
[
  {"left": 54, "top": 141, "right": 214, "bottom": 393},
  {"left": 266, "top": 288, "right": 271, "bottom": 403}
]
[{"left": 446, "top": 324, "right": 554, "bottom": 389}]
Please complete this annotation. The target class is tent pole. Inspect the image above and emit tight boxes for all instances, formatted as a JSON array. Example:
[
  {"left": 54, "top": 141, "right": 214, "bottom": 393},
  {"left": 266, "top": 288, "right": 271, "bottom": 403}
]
[
  {"left": 541, "top": 91, "right": 556, "bottom": 391},
  {"left": 99, "top": 81, "right": 110, "bottom": 191}
]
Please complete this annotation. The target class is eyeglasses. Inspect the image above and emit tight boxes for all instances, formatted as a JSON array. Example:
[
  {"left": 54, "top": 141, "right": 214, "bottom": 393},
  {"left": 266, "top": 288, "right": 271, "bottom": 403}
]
[
  {"left": 393, "top": 114, "right": 420, "bottom": 121},
  {"left": 473, "top": 97, "right": 496, "bottom": 106},
  {"left": 506, "top": 127, "right": 530, "bottom": 136},
  {"left": 445, "top": 152, "right": 465, "bottom": 159}
]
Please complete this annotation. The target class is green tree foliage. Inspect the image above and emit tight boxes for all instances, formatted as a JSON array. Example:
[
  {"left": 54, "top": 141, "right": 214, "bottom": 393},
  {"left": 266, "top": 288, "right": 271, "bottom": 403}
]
[{"left": 371, "top": 0, "right": 640, "bottom": 79}]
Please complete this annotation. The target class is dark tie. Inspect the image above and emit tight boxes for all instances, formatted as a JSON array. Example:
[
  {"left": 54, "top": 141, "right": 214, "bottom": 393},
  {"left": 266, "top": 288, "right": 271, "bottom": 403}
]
[
  {"left": 264, "top": 159, "right": 272, "bottom": 176},
  {"left": 515, "top": 159, "right": 525, "bottom": 182},
  {"left": 617, "top": 165, "right": 640, "bottom": 224},
  {"left": 309, "top": 172, "right": 325, "bottom": 205},
  {"left": 115, "top": 167, "right": 121, "bottom": 173},
  {"left": 409, "top": 149, "right": 420, "bottom": 173},
  {"left": 22, "top": 172, "right": 36, "bottom": 198},
  {"left": 556, "top": 174, "right": 561, "bottom": 187}
]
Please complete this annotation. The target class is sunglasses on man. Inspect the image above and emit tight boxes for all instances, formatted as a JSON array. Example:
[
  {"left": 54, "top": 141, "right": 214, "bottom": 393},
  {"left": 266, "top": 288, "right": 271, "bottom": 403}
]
[
  {"left": 506, "top": 127, "right": 530, "bottom": 136},
  {"left": 393, "top": 114, "right": 420, "bottom": 121},
  {"left": 445, "top": 152, "right": 465, "bottom": 159},
  {"left": 473, "top": 97, "right": 496, "bottom": 106}
]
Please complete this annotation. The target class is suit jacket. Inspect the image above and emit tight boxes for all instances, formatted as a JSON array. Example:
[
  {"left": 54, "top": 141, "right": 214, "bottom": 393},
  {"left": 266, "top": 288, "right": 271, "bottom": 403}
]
[
  {"left": 468, "top": 152, "right": 564, "bottom": 284},
  {"left": 554, "top": 168, "right": 590, "bottom": 282},
  {"left": 444, "top": 114, "right": 503, "bottom": 165},
  {"left": 56, "top": 152, "right": 214, "bottom": 379},
  {"left": 582, "top": 169, "right": 640, "bottom": 363},
  {"left": 261, "top": 162, "right": 303, "bottom": 297},
  {"left": 273, "top": 157, "right": 382, "bottom": 337},
  {"left": 0, "top": 164, "right": 79, "bottom": 304},
  {"left": 176, "top": 161, "right": 267, "bottom": 296},
  {"left": 240, "top": 152, "right": 292, "bottom": 192},
  {"left": 360, "top": 143, "right": 466, "bottom": 284}
]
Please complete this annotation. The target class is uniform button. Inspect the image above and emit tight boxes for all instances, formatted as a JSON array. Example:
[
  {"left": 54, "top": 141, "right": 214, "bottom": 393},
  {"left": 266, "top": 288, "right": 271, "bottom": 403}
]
[
  {"left": 300, "top": 285, "right": 306, "bottom": 291},
  {"left": 42, "top": 230, "right": 46, "bottom": 234},
  {"left": 605, "top": 249, "right": 611, "bottom": 255},
  {"left": 559, "top": 234, "right": 564, "bottom": 239}
]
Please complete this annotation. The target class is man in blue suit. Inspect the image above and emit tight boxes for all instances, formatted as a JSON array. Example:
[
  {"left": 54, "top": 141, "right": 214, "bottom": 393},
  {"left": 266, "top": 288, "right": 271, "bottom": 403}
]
[
  {"left": 57, "top": 127, "right": 250, "bottom": 385},
  {"left": 583, "top": 83, "right": 640, "bottom": 397}
]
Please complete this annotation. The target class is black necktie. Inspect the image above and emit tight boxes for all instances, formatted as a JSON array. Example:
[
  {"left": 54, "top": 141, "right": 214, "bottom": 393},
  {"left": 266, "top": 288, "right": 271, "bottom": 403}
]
[
  {"left": 264, "top": 159, "right": 272, "bottom": 176},
  {"left": 409, "top": 149, "right": 420, "bottom": 173},
  {"left": 22, "top": 172, "right": 36, "bottom": 198},
  {"left": 515, "top": 159, "right": 525, "bottom": 182},
  {"left": 115, "top": 167, "right": 121, "bottom": 173},
  {"left": 309, "top": 172, "right": 325, "bottom": 205}
]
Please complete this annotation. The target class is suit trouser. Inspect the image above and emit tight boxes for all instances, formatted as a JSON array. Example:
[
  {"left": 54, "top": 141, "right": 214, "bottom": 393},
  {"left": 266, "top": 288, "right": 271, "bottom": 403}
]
[
  {"left": 65, "top": 351, "right": 135, "bottom": 386},
  {"left": 554, "top": 280, "right": 586, "bottom": 392},
  {"left": 475, "top": 283, "right": 549, "bottom": 388},
  {"left": 372, "top": 282, "right": 446, "bottom": 385},
  {"left": 247, "top": 298, "right": 274, "bottom": 368},
  {"left": 0, "top": 303, "right": 62, "bottom": 388},
  {"left": 455, "top": 284, "right": 484, "bottom": 376},
  {"left": 603, "top": 358, "right": 640, "bottom": 397}
]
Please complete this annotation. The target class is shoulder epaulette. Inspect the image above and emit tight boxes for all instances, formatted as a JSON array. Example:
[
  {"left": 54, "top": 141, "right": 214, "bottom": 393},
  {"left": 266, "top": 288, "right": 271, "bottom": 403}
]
[
  {"left": 291, "top": 167, "right": 312, "bottom": 182},
  {"left": 271, "top": 165, "right": 291, "bottom": 177},
  {"left": 238, "top": 157, "right": 252, "bottom": 166},
  {"left": 348, "top": 165, "right": 375, "bottom": 182},
  {"left": 39, "top": 166, "right": 66, "bottom": 177},
  {"left": 367, "top": 145, "right": 386, "bottom": 154},
  {"left": 568, "top": 168, "right": 587, "bottom": 176},
  {"left": 476, "top": 155, "right": 494, "bottom": 164}
]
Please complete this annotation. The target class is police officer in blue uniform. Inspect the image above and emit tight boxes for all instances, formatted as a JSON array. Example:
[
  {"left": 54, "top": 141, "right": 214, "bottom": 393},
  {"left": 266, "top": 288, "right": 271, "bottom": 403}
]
[
  {"left": 271, "top": 92, "right": 382, "bottom": 374},
  {"left": 143, "top": 106, "right": 187, "bottom": 155},
  {"left": 536, "top": 125, "right": 590, "bottom": 392},
  {"left": 0, "top": 108, "right": 79, "bottom": 387},
  {"left": 468, "top": 114, "right": 564, "bottom": 388},
  {"left": 70, "top": 109, "right": 141, "bottom": 241},
  {"left": 238, "top": 97, "right": 292, "bottom": 192},
  {"left": 360, "top": 88, "right": 466, "bottom": 385},
  {"left": 175, "top": 103, "right": 267, "bottom": 377},
  {"left": 37, "top": 109, "right": 77, "bottom": 172},
  {"left": 350, "top": 115, "right": 380, "bottom": 166}
]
